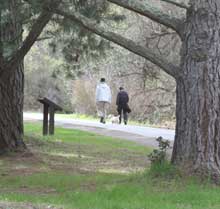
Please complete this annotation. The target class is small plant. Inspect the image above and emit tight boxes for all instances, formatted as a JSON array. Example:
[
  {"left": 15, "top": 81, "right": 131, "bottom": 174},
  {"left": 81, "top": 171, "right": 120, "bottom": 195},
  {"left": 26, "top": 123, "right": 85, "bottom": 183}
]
[
  {"left": 148, "top": 136, "right": 170, "bottom": 164},
  {"left": 148, "top": 137, "right": 178, "bottom": 178}
]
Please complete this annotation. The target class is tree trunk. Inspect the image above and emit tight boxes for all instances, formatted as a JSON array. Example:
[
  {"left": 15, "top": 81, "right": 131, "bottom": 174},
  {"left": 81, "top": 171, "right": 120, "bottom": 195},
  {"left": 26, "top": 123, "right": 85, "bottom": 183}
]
[
  {"left": 0, "top": 64, "right": 25, "bottom": 152},
  {"left": 0, "top": 0, "right": 25, "bottom": 152},
  {"left": 172, "top": 0, "right": 220, "bottom": 181}
]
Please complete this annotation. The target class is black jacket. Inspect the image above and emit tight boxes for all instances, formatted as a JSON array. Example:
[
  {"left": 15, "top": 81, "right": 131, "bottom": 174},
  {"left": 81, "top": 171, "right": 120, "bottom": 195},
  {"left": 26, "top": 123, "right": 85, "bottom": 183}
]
[{"left": 116, "top": 90, "right": 129, "bottom": 107}]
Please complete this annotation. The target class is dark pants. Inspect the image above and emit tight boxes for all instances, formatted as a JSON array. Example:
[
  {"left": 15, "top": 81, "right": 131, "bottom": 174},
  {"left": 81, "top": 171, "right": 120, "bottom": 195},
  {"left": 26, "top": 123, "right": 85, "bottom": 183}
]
[{"left": 117, "top": 106, "right": 128, "bottom": 124}]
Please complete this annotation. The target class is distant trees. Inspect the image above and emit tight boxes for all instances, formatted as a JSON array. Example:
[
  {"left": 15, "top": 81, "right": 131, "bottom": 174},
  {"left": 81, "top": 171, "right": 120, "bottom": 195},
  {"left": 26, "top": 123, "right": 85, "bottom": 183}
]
[{"left": 24, "top": 41, "right": 73, "bottom": 111}]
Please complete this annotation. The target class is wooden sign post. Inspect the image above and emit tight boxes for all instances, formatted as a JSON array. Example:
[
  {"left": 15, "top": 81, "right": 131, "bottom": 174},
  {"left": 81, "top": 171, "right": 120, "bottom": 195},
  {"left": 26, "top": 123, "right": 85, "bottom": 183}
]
[{"left": 38, "top": 97, "right": 62, "bottom": 135}]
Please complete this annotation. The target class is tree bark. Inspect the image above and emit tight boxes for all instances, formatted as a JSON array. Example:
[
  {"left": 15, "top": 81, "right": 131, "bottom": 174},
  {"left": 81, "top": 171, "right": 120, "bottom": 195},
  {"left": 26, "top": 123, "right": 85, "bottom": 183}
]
[
  {"left": 0, "top": 64, "right": 25, "bottom": 152},
  {"left": 172, "top": 0, "right": 220, "bottom": 181},
  {"left": 0, "top": 0, "right": 25, "bottom": 152}
]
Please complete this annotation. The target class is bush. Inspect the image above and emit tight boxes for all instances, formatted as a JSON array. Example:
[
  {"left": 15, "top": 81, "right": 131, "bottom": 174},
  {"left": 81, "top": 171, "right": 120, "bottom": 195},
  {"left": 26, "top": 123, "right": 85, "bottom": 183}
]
[
  {"left": 148, "top": 137, "right": 177, "bottom": 178},
  {"left": 148, "top": 136, "right": 170, "bottom": 164}
]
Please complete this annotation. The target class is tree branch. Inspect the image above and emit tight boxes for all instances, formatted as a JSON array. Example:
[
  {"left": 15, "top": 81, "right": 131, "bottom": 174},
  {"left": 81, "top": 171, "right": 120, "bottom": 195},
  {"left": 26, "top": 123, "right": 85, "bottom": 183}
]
[
  {"left": 117, "top": 72, "right": 143, "bottom": 77},
  {"left": 107, "top": 0, "right": 184, "bottom": 35},
  {"left": 54, "top": 9, "right": 180, "bottom": 79},
  {"left": 160, "top": 0, "right": 190, "bottom": 10},
  {"left": 6, "top": 0, "right": 61, "bottom": 70},
  {"left": 36, "top": 36, "right": 53, "bottom": 42},
  {"left": 0, "top": 7, "right": 3, "bottom": 65}
]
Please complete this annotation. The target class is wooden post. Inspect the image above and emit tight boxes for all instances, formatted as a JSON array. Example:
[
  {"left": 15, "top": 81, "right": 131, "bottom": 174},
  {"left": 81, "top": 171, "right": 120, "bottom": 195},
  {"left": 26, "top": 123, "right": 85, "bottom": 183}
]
[
  {"left": 43, "top": 105, "right": 49, "bottom": 135},
  {"left": 38, "top": 97, "right": 62, "bottom": 136},
  {"left": 49, "top": 107, "right": 55, "bottom": 135}
]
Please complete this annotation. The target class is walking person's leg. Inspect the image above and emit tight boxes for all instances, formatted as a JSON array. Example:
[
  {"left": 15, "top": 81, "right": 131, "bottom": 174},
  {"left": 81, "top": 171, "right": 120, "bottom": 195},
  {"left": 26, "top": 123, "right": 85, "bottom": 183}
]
[
  {"left": 123, "top": 108, "right": 128, "bottom": 125},
  {"left": 102, "top": 102, "right": 109, "bottom": 123},
  {"left": 97, "top": 102, "right": 105, "bottom": 123},
  {"left": 117, "top": 106, "right": 122, "bottom": 124},
  {"left": 101, "top": 102, "right": 106, "bottom": 123}
]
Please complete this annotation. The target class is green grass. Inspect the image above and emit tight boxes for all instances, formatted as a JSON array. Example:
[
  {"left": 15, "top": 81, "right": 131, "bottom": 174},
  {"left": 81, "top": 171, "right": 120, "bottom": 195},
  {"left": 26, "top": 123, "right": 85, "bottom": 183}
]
[
  {"left": 1, "top": 172, "right": 220, "bottom": 209},
  {"left": 57, "top": 113, "right": 98, "bottom": 121},
  {"left": 24, "top": 122, "right": 151, "bottom": 157},
  {"left": 0, "top": 123, "right": 219, "bottom": 209}
]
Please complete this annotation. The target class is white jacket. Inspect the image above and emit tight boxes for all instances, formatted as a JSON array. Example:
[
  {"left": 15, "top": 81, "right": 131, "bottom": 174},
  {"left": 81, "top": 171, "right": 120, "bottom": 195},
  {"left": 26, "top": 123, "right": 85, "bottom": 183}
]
[{"left": 96, "top": 82, "right": 111, "bottom": 103}]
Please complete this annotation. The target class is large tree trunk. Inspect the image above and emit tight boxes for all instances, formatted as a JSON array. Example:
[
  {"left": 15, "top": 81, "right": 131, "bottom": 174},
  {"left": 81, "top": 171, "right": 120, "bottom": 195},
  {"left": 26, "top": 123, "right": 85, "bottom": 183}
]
[
  {"left": 171, "top": 0, "right": 220, "bottom": 180},
  {"left": 0, "top": 64, "right": 25, "bottom": 152},
  {"left": 0, "top": 0, "right": 25, "bottom": 152}
]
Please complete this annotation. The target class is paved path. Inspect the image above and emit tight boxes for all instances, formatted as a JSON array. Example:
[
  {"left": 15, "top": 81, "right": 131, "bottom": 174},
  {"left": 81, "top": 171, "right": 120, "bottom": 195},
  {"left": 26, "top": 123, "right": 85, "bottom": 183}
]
[{"left": 24, "top": 112, "right": 175, "bottom": 148}]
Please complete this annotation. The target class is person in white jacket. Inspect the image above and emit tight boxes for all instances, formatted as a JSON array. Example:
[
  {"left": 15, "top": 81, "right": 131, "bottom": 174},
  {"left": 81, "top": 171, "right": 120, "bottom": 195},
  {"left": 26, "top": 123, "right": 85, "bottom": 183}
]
[{"left": 96, "top": 78, "right": 111, "bottom": 123}]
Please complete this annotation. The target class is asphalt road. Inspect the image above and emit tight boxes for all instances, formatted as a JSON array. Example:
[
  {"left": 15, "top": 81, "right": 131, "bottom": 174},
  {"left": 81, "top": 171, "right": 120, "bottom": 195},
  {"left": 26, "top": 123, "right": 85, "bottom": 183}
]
[{"left": 24, "top": 112, "right": 175, "bottom": 148}]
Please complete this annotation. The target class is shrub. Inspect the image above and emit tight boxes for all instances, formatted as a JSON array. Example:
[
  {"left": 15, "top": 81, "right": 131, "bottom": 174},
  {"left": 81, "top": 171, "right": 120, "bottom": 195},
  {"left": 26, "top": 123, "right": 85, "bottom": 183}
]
[
  {"left": 148, "top": 137, "right": 177, "bottom": 178},
  {"left": 148, "top": 136, "right": 170, "bottom": 164}
]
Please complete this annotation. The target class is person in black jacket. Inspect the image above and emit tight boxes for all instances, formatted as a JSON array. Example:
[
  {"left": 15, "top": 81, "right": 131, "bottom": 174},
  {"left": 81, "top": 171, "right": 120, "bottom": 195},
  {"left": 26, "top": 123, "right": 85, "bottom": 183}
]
[{"left": 116, "top": 87, "right": 130, "bottom": 125}]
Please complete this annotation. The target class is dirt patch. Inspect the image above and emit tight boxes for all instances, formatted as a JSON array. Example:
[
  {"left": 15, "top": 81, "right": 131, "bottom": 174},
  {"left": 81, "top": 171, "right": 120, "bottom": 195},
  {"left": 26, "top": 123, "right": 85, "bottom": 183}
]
[
  {"left": 0, "top": 151, "right": 47, "bottom": 176},
  {"left": 1, "top": 186, "right": 57, "bottom": 195},
  {"left": 0, "top": 201, "right": 63, "bottom": 209}
]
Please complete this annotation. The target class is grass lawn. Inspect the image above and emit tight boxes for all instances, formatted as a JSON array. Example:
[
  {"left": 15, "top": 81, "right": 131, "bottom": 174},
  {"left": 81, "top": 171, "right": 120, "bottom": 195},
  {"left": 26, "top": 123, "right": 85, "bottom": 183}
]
[
  {"left": 0, "top": 123, "right": 219, "bottom": 209},
  {"left": 56, "top": 113, "right": 98, "bottom": 121}
]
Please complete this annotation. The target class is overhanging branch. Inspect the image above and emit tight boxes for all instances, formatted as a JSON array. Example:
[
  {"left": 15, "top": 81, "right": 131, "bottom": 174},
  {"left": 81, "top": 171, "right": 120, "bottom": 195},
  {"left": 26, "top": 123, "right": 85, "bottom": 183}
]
[
  {"left": 0, "top": 7, "right": 3, "bottom": 65},
  {"left": 107, "top": 0, "right": 184, "bottom": 35},
  {"left": 54, "top": 9, "right": 180, "bottom": 79},
  {"left": 160, "top": 0, "right": 189, "bottom": 10},
  {"left": 36, "top": 36, "right": 53, "bottom": 42},
  {"left": 6, "top": 0, "right": 61, "bottom": 70}
]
